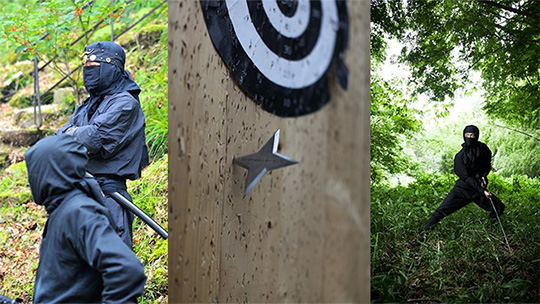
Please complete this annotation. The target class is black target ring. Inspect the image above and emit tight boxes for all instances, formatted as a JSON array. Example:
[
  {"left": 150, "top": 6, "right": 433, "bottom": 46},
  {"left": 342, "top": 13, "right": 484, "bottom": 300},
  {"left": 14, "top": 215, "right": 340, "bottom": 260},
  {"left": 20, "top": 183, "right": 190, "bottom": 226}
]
[
  {"left": 247, "top": 0, "right": 322, "bottom": 60},
  {"left": 201, "top": 0, "right": 349, "bottom": 117}
]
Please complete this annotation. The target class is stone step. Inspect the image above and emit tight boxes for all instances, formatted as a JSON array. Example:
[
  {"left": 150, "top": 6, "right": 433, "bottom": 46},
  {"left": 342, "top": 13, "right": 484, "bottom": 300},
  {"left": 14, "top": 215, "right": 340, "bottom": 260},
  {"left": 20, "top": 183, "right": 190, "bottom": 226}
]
[
  {"left": 13, "top": 104, "right": 61, "bottom": 128},
  {"left": 0, "top": 128, "right": 55, "bottom": 147}
]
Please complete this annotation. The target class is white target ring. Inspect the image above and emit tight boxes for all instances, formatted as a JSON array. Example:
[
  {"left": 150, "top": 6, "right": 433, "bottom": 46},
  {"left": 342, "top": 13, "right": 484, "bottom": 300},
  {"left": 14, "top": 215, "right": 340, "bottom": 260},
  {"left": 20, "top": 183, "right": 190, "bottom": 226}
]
[
  {"left": 225, "top": 0, "right": 339, "bottom": 89},
  {"left": 262, "top": 0, "right": 310, "bottom": 38}
]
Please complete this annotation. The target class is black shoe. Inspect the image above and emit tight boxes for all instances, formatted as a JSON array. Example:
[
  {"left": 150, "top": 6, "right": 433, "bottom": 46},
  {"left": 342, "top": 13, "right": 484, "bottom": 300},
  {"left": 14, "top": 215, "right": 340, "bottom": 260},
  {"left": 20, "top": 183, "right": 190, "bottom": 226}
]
[{"left": 412, "top": 232, "right": 427, "bottom": 247}]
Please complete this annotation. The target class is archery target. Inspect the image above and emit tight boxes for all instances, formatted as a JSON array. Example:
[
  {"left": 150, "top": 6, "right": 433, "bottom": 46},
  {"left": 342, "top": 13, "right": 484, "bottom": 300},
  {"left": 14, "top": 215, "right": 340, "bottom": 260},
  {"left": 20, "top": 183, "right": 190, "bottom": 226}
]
[{"left": 201, "top": 0, "right": 349, "bottom": 117}]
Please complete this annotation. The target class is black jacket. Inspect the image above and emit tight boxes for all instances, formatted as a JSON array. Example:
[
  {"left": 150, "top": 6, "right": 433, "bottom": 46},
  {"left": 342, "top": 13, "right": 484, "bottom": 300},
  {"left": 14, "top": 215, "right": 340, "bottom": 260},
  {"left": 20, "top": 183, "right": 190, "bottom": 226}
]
[
  {"left": 58, "top": 41, "right": 148, "bottom": 180},
  {"left": 58, "top": 91, "right": 148, "bottom": 180},
  {"left": 453, "top": 141, "right": 492, "bottom": 197},
  {"left": 25, "top": 134, "right": 146, "bottom": 304}
]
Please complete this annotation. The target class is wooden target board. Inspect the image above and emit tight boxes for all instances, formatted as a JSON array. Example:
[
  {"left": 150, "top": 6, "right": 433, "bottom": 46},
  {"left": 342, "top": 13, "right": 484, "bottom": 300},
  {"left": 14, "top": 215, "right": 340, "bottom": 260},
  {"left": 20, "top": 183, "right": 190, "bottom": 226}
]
[{"left": 168, "top": 0, "right": 370, "bottom": 302}]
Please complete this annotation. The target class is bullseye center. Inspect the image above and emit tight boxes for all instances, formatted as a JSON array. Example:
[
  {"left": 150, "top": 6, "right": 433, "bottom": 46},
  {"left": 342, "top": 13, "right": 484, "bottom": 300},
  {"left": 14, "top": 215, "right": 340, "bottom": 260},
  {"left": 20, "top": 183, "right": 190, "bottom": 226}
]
[{"left": 277, "top": 0, "right": 298, "bottom": 17}]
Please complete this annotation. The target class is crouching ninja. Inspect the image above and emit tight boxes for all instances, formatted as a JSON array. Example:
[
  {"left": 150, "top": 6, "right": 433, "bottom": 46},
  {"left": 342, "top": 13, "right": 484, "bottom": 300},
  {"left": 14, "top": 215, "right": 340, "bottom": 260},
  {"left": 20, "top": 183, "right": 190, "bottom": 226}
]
[
  {"left": 57, "top": 41, "right": 149, "bottom": 247},
  {"left": 25, "top": 134, "right": 146, "bottom": 304},
  {"left": 423, "top": 125, "right": 505, "bottom": 231}
]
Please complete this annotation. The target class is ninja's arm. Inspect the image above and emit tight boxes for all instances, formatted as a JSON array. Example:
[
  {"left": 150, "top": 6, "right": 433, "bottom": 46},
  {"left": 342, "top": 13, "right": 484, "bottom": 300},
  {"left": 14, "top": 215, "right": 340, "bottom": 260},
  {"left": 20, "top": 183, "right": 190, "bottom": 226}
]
[
  {"left": 57, "top": 106, "right": 84, "bottom": 135},
  {"left": 69, "top": 98, "right": 141, "bottom": 158},
  {"left": 454, "top": 153, "right": 485, "bottom": 194},
  {"left": 74, "top": 211, "right": 146, "bottom": 303},
  {"left": 481, "top": 146, "right": 493, "bottom": 178}
]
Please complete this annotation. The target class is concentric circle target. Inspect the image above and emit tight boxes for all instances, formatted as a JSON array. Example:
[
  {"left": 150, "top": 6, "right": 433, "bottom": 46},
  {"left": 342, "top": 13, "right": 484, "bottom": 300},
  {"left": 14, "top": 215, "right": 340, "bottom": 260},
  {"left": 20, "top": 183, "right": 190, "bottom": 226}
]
[{"left": 201, "top": 0, "right": 349, "bottom": 117}]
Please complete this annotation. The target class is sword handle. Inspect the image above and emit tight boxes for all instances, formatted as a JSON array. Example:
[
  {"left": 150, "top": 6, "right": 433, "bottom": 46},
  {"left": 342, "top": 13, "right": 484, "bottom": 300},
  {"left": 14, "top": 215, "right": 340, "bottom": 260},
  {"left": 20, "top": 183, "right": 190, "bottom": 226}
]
[
  {"left": 110, "top": 192, "right": 168, "bottom": 239},
  {"left": 85, "top": 173, "right": 168, "bottom": 239}
]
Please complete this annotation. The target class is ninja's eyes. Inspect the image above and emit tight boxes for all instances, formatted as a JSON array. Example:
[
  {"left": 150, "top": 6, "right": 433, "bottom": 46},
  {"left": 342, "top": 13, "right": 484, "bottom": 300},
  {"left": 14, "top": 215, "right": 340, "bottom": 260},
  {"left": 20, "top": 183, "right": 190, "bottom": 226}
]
[{"left": 84, "top": 61, "right": 101, "bottom": 67}]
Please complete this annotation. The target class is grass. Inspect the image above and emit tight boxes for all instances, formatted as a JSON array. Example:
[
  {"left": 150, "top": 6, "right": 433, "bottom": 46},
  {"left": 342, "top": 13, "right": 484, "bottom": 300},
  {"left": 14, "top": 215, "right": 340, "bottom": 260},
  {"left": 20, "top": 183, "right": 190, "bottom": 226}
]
[
  {"left": 129, "top": 155, "right": 169, "bottom": 304},
  {"left": 0, "top": 160, "right": 45, "bottom": 301},
  {"left": 371, "top": 172, "right": 540, "bottom": 303}
]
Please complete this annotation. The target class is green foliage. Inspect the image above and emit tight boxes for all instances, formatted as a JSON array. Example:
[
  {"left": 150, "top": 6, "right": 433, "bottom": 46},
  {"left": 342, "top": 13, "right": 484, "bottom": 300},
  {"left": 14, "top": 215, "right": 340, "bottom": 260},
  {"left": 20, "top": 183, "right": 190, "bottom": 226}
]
[
  {"left": 370, "top": 0, "right": 406, "bottom": 65},
  {"left": 8, "top": 91, "right": 33, "bottom": 108},
  {"left": 0, "top": 0, "right": 128, "bottom": 58},
  {"left": 371, "top": 75, "right": 421, "bottom": 183},
  {"left": 133, "top": 22, "right": 168, "bottom": 160},
  {"left": 487, "top": 127, "right": 540, "bottom": 178},
  {"left": 388, "top": 0, "right": 540, "bottom": 130},
  {"left": 0, "top": 161, "right": 45, "bottom": 302},
  {"left": 128, "top": 155, "right": 168, "bottom": 304},
  {"left": 371, "top": 172, "right": 540, "bottom": 303},
  {"left": 56, "top": 87, "right": 78, "bottom": 114},
  {"left": 0, "top": 161, "right": 31, "bottom": 204}
]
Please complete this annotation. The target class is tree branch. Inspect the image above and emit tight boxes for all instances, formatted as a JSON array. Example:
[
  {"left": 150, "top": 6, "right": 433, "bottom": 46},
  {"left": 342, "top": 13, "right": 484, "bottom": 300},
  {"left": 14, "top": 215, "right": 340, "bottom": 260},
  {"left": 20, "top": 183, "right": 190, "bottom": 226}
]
[
  {"left": 494, "top": 124, "right": 540, "bottom": 142},
  {"left": 468, "top": 43, "right": 507, "bottom": 71},
  {"left": 477, "top": 0, "right": 540, "bottom": 21}
]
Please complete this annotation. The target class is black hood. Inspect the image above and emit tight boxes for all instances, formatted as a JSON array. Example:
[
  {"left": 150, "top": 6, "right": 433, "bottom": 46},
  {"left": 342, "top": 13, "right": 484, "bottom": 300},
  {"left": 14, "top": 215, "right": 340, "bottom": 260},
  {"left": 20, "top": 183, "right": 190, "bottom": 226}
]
[
  {"left": 463, "top": 125, "right": 480, "bottom": 147},
  {"left": 82, "top": 41, "right": 141, "bottom": 101},
  {"left": 25, "top": 135, "right": 94, "bottom": 214}
]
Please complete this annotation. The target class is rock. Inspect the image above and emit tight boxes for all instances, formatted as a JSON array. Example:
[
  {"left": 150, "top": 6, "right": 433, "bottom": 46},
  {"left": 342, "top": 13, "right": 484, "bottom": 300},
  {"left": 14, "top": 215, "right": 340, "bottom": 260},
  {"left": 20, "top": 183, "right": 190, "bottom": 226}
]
[
  {"left": 0, "top": 61, "right": 34, "bottom": 103},
  {"left": 14, "top": 104, "right": 60, "bottom": 128},
  {"left": 0, "top": 144, "right": 10, "bottom": 169},
  {"left": 8, "top": 88, "right": 33, "bottom": 108},
  {"left": 3, "top": 71, "right": 24, "bottom": 87},
  {"left": 0, "top": 129, "right": 54, "bottom": 147},
  {"left": 53, "top": 87, "right": 75, "bottom": 105}
]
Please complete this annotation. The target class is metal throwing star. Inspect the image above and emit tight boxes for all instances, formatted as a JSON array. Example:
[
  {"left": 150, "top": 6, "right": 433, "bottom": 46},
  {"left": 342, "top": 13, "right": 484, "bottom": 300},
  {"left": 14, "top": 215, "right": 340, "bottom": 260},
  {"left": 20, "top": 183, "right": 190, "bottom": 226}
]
[{"left": 233, "top": 129, "right": 298, "bottom": 196}]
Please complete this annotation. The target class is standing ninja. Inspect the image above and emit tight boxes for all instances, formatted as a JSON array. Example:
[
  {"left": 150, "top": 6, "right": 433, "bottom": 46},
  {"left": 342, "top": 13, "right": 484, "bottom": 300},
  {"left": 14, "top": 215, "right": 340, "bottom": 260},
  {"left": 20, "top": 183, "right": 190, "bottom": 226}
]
[
  {"left": 423, "top": 125, "right": 505, "bottom": 231},
  {"left": 57, "top": 41, "right": 149, "bottom": 247},
  {"left": 26, "top": 134, "right": 146, "bottom": 303}
]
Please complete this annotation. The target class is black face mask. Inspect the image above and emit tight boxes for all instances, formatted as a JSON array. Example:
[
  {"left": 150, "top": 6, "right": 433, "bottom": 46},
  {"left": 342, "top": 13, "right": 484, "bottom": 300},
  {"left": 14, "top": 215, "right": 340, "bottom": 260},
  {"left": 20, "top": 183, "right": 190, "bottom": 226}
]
[
  {"left": 463, "top": 125, "right": 480, "bottom": 147},
  {"left": 83, "top": 63, "right": 123, "bottom": 97},
  {"left": 81, "top": 41, "right": 141, "bottom": 101},
  {"left": 464, "top": 137, "right": 478, "bottom": 147},
  {"left": 83, "top": 65, "right": 101, "bottom": 95}
]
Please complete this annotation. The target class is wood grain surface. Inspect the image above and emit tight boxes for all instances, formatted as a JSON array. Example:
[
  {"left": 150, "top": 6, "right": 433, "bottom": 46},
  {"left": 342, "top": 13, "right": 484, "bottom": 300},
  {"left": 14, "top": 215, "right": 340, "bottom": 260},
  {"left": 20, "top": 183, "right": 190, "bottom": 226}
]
[{"left": 169, "top": 0, "right": 370, "bottom": 302}]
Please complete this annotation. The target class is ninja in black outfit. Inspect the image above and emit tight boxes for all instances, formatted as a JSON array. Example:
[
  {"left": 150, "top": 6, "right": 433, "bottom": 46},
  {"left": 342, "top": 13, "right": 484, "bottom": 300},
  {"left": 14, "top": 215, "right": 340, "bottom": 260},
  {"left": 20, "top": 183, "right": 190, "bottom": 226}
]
[
  {"left": 423, "top": 125, "right": 505, "bottom": 231},
  {"left": 26, "top": 134, "right": 146, "bottom": 304},
  {"left": 57, "top": 41, "right": 148, "bottom": 247}
]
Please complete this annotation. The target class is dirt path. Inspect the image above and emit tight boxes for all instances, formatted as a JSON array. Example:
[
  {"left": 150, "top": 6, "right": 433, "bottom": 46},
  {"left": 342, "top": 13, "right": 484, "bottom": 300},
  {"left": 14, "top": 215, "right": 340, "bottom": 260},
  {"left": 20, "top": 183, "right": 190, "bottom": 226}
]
[{"left": 0, "top": 102, "right": 15, "bottom": 131}]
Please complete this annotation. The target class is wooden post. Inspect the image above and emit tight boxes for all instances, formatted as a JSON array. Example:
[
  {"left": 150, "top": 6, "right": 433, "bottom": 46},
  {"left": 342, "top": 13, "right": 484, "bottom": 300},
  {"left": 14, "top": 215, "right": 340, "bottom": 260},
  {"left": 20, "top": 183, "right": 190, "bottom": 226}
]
[{"left": 169, "top": 1, "right": 370, "bottom": 302}]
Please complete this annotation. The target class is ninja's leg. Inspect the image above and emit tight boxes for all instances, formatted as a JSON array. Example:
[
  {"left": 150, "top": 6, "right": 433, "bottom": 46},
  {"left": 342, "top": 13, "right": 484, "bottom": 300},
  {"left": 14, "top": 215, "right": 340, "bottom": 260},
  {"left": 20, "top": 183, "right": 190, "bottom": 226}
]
[
  {"left": 424, "top": 188, "right": 470, "bottom": 231},
  {"left": 476, "top": 194, "right": 505, "bottom": 219},
  {"left": 103, "top": 191, "right": 134, "bottom": 248}
]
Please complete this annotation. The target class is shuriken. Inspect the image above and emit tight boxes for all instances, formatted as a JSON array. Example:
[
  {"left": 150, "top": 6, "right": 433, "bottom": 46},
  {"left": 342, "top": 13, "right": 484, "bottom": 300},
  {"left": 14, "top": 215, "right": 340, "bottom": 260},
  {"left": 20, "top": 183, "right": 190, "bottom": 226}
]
[{"left": 233, "top": 129, "right": 298, "bottom": 196}]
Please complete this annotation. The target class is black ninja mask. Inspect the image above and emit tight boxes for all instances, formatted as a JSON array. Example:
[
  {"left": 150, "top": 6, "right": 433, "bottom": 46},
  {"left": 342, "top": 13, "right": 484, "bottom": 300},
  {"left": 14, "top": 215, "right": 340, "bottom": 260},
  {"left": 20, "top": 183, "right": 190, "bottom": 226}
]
[
  {"left": 81, "top": 41, "right": 141, "bottom": 100},
  {"left": 82, "top": 65, "right": 100, "bottom": 93},
  {"left": 83, "top": 63, "right": 123, "bottom": 97},
  {"left": 463, "top": 125, "right": 480, "bottom": 147}
]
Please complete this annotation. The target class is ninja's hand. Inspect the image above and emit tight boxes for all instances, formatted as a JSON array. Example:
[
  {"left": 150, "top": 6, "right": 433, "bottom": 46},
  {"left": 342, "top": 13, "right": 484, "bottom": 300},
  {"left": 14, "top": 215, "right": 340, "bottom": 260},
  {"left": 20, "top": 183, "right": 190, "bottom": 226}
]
[
  {"left": 65, "top": 126, "right": 77, "bottom": 136},
  {"left": 481, "top": 177, "right": 487, "bottom": 188},
  {"left": 484, "top": 191, "right": 492, "bottom": 199}
]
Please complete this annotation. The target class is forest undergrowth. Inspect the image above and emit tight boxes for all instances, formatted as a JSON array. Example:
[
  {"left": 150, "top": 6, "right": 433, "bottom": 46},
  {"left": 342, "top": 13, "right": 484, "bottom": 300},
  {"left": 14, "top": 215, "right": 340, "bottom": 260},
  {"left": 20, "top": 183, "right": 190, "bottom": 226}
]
[{"left": 371, "top": 172, "right": 540, "bottom": 303}]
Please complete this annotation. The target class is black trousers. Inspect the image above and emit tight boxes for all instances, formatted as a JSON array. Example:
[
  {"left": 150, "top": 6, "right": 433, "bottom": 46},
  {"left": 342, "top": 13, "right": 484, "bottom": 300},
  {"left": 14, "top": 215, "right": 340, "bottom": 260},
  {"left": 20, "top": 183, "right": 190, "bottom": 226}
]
[
  {"left": 424, "top": 187, "right": 505, "bottom": 231},
  {"left": 102, "top": 189, "right": 135, "bottom": 248},
  {"left": 96, "top": 176, "right": 135, "bottom": 248}
]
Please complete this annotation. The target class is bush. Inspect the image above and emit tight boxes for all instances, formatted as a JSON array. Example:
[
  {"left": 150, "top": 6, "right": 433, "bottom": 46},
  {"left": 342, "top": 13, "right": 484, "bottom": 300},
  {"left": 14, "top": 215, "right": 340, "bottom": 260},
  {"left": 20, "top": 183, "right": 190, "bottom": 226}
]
[{"left": 371, "top": 172, "right": 540, "bottom": 303}]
